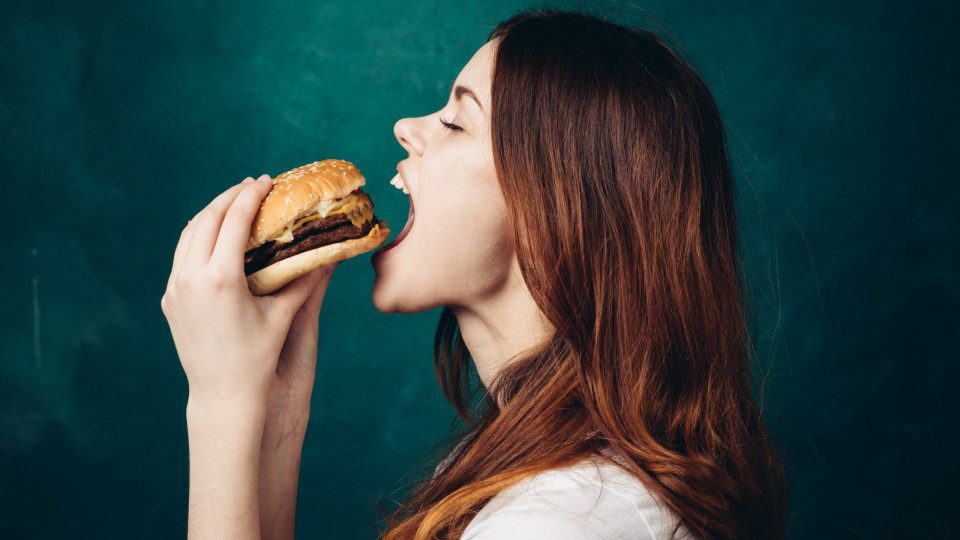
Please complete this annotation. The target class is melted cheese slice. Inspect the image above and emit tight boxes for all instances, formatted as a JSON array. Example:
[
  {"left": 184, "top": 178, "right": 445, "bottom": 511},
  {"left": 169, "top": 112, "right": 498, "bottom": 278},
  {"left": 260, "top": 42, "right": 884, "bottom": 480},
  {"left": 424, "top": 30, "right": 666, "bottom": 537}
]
[{"left": 271, "top": 191, "right": 374, "bottom": 244}]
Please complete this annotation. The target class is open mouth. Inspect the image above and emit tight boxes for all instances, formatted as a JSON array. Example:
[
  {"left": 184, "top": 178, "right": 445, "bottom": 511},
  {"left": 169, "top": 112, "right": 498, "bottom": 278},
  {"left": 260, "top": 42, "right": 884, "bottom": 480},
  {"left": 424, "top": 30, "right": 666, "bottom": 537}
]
[
  {"left": 379, "top": 204, "right": 413, "bottom": 253},
  {"left": 376, "top": 173, "right": 414, "bottom": 254}
]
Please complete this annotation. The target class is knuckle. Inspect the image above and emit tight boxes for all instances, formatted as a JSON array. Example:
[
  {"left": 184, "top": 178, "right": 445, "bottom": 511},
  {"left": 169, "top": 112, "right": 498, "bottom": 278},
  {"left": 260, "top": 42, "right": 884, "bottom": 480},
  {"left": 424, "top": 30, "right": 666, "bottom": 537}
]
[
  {"left": 192, "top": 207, "right": 211, "bottom": 227},
  {"left": 174, "top": 268, "right": 194, "bottom": 291},
  {"left": 207, "top": 267, "right": 227, "bottom": 288},
  {"left": 206, "top": 265, "right": 236, "bottom": 290},
  {"left": 161, "top": 287, "right": 180, "bottom": 312},
  {"left": 223, "top": 206, "right": 251, "bottom": 227}
]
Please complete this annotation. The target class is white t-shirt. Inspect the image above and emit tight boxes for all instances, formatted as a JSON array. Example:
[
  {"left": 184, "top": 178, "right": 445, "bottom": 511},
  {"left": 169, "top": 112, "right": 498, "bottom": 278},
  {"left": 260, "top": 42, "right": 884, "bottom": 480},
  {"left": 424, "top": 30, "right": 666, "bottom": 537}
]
[{"left": 458, "top": 454, "right": 698, "bottom": 540}]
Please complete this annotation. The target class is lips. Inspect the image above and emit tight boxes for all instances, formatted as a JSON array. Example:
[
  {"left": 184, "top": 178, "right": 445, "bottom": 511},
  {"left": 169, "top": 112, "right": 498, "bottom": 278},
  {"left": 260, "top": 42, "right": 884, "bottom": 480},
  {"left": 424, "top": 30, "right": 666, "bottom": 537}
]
[{"left": 374, "top": 167, "right": 415, "bottom": 257}]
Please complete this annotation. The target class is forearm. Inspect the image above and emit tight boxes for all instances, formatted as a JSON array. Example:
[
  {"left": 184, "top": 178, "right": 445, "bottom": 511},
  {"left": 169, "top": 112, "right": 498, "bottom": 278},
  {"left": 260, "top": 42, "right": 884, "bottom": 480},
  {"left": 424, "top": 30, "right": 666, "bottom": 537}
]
[
  {"left": 259, "top": 402, "right": 310, "bottom": 540},
  {"left": 186, "top": 398, "right": 267, "bottom": 540}
]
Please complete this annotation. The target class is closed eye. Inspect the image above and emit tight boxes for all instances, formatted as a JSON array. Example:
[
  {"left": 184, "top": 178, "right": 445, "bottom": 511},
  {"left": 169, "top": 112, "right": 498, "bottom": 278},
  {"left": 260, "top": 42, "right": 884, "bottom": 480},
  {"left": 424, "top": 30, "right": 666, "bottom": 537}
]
[{"left": 439, "top": 116, "right": 463, "bottom": 132}]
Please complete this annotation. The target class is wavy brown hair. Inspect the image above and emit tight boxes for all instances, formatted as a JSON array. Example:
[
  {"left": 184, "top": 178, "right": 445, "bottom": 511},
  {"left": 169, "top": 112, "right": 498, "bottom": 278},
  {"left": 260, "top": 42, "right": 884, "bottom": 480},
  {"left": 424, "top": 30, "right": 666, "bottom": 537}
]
[{"left": 379, "top": 9, "right": 789, "bottom": 540}]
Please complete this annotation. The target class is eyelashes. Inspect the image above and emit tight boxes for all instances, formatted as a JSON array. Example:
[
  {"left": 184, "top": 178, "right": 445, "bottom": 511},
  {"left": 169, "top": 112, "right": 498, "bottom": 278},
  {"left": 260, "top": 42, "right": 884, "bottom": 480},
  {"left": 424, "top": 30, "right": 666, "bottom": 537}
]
[{"left": 439, "top": 116, "right": 463, "bottom": 132}]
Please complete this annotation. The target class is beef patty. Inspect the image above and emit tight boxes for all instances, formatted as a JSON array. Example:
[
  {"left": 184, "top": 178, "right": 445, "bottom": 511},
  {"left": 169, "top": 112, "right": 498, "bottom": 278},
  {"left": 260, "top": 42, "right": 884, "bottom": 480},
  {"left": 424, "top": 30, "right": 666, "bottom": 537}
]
[{"left": 244, "top": 213, "right": 378, "bottom": 275}]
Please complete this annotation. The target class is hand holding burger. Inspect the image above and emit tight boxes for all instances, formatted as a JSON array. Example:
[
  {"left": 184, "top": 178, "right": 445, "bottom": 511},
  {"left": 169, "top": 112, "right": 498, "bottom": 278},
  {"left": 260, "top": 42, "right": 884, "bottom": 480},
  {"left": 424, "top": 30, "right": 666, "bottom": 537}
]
[
  {"left": 162, "top": 159, "right": 390, "bottom": 412},
  {"left": 161, "top": 169, "right": 341, "bottom": 540}
]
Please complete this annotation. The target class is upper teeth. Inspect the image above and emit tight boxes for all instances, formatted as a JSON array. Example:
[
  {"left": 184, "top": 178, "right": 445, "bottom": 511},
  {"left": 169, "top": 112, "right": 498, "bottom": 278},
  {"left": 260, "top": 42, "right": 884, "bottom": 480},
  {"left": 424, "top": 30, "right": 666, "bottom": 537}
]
[{"left": 390, "top": 173, "right": 410, "bottom": 194}]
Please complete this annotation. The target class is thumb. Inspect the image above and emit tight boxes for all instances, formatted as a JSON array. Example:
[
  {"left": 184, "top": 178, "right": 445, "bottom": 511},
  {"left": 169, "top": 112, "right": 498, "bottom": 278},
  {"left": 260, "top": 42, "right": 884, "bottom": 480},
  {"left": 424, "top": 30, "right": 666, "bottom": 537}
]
[{"left": 268, "top": 265, "right": 332, "bottom": 319}]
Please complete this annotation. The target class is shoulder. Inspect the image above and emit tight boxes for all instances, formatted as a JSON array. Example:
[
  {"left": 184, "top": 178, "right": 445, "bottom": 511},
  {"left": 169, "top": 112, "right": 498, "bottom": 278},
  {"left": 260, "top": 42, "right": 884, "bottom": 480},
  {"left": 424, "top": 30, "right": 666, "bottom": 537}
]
[{"left": 460, "top": 455, "right": 698, "bottom": 540}]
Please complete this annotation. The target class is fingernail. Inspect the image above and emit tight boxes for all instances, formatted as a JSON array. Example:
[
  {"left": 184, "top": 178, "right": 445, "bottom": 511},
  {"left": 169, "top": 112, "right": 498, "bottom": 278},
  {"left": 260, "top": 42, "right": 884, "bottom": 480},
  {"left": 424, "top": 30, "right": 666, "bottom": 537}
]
[
  {"left": 242, "top": 177, "right": 254, "bottom": 184},
  {"left": 257, "top": 174, "right": 271, "bottom": 183}
]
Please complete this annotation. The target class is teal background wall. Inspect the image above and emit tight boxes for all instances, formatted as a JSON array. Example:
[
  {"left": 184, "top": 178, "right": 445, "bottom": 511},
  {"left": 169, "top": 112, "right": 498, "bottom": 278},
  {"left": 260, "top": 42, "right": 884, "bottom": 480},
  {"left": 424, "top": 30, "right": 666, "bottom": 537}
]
[{"left": 1, "top": 0, "right": 956, "bottom": 538}]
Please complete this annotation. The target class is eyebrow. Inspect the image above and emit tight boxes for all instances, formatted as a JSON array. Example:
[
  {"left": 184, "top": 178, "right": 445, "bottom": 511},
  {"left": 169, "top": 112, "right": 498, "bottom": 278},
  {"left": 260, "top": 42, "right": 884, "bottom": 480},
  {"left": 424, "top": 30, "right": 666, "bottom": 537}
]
[{"left": 450, "top": 82, "right": 483, "bottom": 111}]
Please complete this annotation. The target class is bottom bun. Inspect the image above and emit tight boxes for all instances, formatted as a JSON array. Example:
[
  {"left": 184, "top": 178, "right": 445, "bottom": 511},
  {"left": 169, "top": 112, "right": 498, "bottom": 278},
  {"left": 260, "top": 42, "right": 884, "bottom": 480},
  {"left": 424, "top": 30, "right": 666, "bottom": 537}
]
[{"left": 247, "top": 222, "right": 390, "bottom": 296}]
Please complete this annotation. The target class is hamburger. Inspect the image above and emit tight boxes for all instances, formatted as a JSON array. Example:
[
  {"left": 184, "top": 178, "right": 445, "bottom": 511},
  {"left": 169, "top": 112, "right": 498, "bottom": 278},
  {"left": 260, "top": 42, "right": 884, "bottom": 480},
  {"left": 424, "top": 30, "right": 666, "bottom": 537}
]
[{"left": 243, "top": 159, "right": 390, "bottom": 295}]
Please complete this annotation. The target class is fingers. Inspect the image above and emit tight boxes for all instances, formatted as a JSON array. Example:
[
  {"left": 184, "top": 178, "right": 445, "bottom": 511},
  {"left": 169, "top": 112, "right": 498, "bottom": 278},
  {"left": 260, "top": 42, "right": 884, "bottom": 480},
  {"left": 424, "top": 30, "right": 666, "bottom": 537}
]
[
  {"left": 211, "top": 175, "right": 273, "bottom": 267},
  {"left": 182, "top": 179, "right": 255, "bottom": 269},
  {"left": 167, "top": 219, "right": 195, "bottom": 291},
  {"left": 267, "top": 264, "right": 336, "bottom": 320},
  {"left": 166, "top": 180, "right": 250, "bottom": 295}
]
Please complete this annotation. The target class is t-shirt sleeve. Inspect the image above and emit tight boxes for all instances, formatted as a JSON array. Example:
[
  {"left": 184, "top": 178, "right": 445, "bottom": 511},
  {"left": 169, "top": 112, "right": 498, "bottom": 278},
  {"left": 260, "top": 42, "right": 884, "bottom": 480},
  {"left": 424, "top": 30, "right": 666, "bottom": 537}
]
[{"left": 460, "top": 468, "right": 659, "bottom": 540}]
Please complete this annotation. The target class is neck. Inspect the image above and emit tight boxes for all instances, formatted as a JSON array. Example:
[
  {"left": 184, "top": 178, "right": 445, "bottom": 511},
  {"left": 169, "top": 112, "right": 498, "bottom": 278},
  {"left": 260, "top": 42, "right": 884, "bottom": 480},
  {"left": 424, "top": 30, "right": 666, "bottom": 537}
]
[{"left": 450, "top": 263, "right": 553, "bottom": 391}]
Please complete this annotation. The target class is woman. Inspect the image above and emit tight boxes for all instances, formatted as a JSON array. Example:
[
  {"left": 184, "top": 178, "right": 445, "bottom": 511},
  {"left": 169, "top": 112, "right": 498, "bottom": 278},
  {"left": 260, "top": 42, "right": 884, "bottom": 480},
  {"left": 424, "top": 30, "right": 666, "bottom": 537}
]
[{"left": 162, "top": 9, "right": 789, "bottom": 540}]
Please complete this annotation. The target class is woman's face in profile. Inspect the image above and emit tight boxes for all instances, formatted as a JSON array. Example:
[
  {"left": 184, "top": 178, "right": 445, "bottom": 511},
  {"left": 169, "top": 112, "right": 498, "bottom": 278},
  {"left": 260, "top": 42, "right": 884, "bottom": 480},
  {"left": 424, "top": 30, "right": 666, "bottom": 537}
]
[{"left": 372, "top": 41, "right": 516, "bottom": 314}]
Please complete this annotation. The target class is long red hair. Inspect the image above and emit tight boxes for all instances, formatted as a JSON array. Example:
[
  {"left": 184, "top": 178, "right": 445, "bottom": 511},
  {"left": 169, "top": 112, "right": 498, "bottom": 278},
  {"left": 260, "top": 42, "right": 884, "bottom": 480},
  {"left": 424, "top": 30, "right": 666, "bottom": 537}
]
[{"left": 380, "top": 9, "right": 789, "bottom": 540}]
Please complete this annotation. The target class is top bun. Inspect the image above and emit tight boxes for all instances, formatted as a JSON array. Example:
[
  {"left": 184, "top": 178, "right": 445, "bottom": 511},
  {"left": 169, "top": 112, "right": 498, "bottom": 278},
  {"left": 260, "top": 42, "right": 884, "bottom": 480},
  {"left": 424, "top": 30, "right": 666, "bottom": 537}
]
[{"left": 247, "top": 159, "right": 365, "bottom": 251}]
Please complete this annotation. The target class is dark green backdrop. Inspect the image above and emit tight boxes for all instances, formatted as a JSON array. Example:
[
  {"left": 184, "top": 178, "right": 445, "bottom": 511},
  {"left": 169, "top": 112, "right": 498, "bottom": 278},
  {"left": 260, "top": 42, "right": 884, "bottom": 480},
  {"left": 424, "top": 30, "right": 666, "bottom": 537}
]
[{"left": 1, "top": 0, "right": 956, "bottom": 538}]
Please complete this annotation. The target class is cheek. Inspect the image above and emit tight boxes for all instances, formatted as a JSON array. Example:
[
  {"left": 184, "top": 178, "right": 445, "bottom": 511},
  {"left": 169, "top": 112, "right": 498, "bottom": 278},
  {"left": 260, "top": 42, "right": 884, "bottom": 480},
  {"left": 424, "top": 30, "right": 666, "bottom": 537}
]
[
  {"left": 416, "top": 153, "right": 509, "bottom": 268},
  {"left": 418, "top": 190, "right": 513, "bottom": 283}
]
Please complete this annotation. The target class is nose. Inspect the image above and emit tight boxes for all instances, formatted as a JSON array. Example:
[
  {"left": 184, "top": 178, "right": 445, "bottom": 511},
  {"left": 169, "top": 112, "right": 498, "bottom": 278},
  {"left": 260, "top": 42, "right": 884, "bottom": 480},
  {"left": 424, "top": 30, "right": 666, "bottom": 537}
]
[{"left": 394, "top": 117, "right": 425, "bottom": 157}]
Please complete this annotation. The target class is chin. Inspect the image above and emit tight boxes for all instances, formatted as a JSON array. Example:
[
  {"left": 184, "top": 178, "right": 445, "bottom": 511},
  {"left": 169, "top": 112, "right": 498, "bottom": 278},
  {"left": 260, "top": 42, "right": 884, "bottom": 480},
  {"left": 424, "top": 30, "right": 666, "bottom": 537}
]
[
  {"left": 370, "top": 281, "right": 399, "bottom": 314},
  {"left": 371, "top": 274, "right": 410, "bottom": 314},
  {"left": 371, "top": 274, "right": 445, "bottom": 315}
]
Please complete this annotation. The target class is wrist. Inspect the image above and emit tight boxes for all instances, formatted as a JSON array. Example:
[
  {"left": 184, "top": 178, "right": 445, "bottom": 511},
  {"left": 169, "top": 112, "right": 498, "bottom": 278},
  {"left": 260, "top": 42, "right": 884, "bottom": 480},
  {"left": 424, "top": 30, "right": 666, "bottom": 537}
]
[
  {"left": 186, "top": 394, "right": 269, "bottom": 429},
  {"left": 265, "top": 398, "right": 311, "bottom": 430},
  {"left": 185, "top": 396, "right": 265, "bottom": 539}
]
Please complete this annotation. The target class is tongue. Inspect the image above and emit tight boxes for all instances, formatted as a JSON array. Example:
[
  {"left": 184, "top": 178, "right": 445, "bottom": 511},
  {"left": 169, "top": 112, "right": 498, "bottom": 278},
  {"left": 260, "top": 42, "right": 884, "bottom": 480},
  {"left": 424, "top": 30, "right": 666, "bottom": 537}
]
[{"left": 381, "top": 208, "right": 414, "bottom": 251}]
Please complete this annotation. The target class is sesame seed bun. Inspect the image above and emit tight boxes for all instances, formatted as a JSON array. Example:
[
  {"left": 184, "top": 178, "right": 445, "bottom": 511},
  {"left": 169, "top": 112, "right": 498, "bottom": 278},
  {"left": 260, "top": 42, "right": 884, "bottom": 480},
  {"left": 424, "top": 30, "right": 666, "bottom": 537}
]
[
  {"left": 244, "top": 159, "right": 390, "bottom": 295},
  {"left": 247, "top": 159, "right": 367, "bottom": 251}
]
